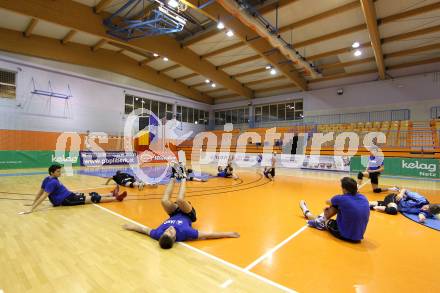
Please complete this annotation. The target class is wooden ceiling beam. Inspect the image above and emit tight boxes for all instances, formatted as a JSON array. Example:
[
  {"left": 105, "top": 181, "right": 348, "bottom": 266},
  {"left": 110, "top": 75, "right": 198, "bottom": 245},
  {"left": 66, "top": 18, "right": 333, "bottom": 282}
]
[
  {"left": 259, "top": 0, "right": 299, "bottom": 14},
  {"left": 244, "top": 76, "right": 286, "bottom": 86},
  {"left": 191, "top": 0, "right": 307, "bottom": 90},
  {"left": 308, "top": 23, "right": 440, "bottom": 61},
  {"left": 295, "top": 24, "right": 367, "bottom": 48},
  {"left": 201, "top": 42, "right": 246, "bottom": 59},
  {"left": 233, "top": 67, "right": 267, "bottom": 78},
  {"left": 0, "top": 27, "right": 212, "bottom": 103},
  {"left": 61, "top": 30, "right": 76, "bottom": 45},
  {"left": 360, "top": 0, "right": 385, "bottom": 79},
  {"left": 309, "top": 69, "right": 377, "bottom": 83},
  {"left": 182, "top": 28, "right": 224, "bottom": 47},
  {"left": 215, "top": 93, "right": 241, "bottom": 99},
  {"left": 205, "top": 87, "right": 229, "bottom": 94},
  {"left": 296, "top": 1, "right": 440, "bottom": 50},
  {"left": 382, "top": 24, "right": 440, "bottom": 44},
  {"left": 255, "top": 83, "right": 297, "bottom": 93},
  {"left": 279, "top": 0, "right": 360, "bottom": 33},
  {"left": 159, "top": 64, "right": 180, "bottom": 73},
  {"left": 379, "top": 2, "right": 440, "bottom": 25},
  {"left": 176, "top": 73, "right": 198, "bottom": 81},
  {"left": 94, "top": 0, "right": 113, "bottom": 14},
  {"left": 24, "top": 18, "right": 38, "bottom": 37},
  {"left": 320, "top": 57, "right": 376, "bottom": 70},
  {"left": 384, "top": 43, "right": 440, "bottom": 59},
  {"left": 91, "top": 39, "right": 107, "bottom": 52},
  {"left": 0, "top": 0, "right": 253, "bottom": 98},
  {"left": 387, "top": 56, "right": 440, "bottom": 70},
  {"left": 182, "top": 0, "right": 300, "bottom": 48},
  {"left": 218, "top": 55, "right": 261, "bottom": 70}
]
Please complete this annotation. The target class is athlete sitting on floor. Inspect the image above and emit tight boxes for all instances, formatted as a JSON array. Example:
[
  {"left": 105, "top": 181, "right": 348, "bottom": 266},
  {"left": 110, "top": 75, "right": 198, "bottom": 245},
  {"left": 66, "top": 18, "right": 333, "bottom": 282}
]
[
  {"left": 217, "top": 163, "right": 239, "bottom": 180},
  {"left": 21, "top": 164, "right": 127, "bottom": 214},
  {"left": 263, "top": 152, "right": 276, "bottom": 181},
  {"left": 123, "top": 168, "right": 239, "bottom": 249},
  {"left": 369, "top": 188, "right": 440, "bottom": 223},
  {"left": 299, "top": 177, "right": 370, "bottom": 243},
  {"left": 170, "top": 162, "right": 207, "bottom": 182}
]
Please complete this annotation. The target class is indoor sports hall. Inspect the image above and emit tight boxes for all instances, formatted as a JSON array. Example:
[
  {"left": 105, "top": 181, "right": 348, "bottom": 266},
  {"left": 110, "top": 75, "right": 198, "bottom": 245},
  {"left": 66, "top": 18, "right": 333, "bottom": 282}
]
[{"left": 0, "top": 1, "right": 439, "bottom": 292}]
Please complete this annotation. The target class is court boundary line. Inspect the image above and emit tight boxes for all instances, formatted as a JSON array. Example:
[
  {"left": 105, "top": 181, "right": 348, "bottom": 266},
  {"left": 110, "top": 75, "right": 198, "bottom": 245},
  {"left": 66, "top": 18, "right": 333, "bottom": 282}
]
[
  {"left": 92, "top": 203, "right": 297, "bottom": 293},
  {"left": 244, "top": 225, "right": 308, "bottom": 271},
  {"left": 235, "top": 180, "right": 371, "bottom": 281}
]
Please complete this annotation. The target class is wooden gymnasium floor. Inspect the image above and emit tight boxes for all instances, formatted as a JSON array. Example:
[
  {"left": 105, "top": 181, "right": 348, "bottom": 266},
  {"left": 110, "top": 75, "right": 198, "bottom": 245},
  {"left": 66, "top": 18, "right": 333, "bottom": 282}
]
[{"left": 1, "top": 165, "right": 439, "bottom": 292}]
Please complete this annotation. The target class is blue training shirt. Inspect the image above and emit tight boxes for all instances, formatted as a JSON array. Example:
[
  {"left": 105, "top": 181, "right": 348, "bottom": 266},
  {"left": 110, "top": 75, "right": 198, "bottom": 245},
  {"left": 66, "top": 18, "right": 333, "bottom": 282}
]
[
  {"left": 331, "top": 193, "right": 370, "bottom": 241},
  {"left": 41, "top": 176, "right": 72, "bottom": 206},
  {"left": 150, "top": 213, "right": 198, "bottom": 242}
]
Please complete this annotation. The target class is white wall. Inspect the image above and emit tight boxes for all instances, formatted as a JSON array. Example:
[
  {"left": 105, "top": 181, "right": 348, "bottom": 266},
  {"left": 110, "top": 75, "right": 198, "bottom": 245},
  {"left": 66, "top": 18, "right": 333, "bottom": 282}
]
[
  {"left": 0, "top": 52, "right": 210, "bottom": 136},
  {"left": 213, "top": 71, "right": 440, "bottom": 121}
]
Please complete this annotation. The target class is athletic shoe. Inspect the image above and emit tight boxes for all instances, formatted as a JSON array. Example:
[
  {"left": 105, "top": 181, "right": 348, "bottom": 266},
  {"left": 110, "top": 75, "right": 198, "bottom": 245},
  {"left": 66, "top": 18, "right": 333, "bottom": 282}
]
[
  {"left": 307, "top": 216, "right": 326, "bottom": 230},
  {"left": 112, "top": 185, "right": 120, "bottom": 197},
  {"left": 299, "top": 200, "right": 310, "bottom": 218},
  {"left": 388, "top": 186, "right": 400, "bottom": 192},
  {"left": 116, "top": 191, "right": 127, "bottom": 202}
]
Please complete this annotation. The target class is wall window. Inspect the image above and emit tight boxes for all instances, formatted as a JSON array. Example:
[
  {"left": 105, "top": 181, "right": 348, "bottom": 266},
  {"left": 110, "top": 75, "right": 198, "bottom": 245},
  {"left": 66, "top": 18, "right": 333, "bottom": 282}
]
[
  {"left": 254, "top": 99, "right": 303, "bottom": 122},
  {"left": 215, "top": 107, "right": 249, "bottom": 125},
  {"left": 124, "top": 94, "right": 172, "bottom": 120},
  {"left": 0, "top": 69, "right": 16, "bottom": 99},
  {"left": 177, "top": 105, "right": 208, "bottom": 124}
]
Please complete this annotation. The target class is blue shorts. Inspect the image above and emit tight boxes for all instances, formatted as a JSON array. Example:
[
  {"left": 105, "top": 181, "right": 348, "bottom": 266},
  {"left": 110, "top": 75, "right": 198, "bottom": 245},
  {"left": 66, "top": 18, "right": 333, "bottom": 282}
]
[{"left": 217, "top": 171, "right": 231, "bottom": 178}]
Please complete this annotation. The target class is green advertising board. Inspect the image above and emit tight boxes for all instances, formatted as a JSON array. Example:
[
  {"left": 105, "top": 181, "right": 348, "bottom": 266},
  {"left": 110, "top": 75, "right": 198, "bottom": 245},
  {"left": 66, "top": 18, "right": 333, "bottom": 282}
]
[
  {"left": 350, "top": 156, "right": 439, "bottom": 179},
  {"left": 0, "top": 151, "right": 80, "bottom": 170}
]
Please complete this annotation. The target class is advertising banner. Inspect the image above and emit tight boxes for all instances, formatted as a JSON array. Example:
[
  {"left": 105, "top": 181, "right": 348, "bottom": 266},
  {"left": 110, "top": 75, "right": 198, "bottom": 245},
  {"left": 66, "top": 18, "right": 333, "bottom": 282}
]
[
  {"left": 350, "top": 156, "right": 439, "bottom": 179},
  {"left": 0, "top": 151, "right": 80, "bottom": 169},
  {"left": 79, "top": 151, "right": 137, "bottom": 166}
]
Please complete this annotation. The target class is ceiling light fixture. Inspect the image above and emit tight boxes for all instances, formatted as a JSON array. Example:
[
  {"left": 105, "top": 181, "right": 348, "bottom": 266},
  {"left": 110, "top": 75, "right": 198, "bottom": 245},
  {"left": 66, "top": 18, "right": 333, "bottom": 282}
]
[
  {"left": 352, "top": 42, "right": 360, "bottom": 48},
  {"left": 226, "top": 30, "right": 234, "bottom": 37},
  {"left": 167, "top": 0, "right": 179, "bottom": 8},
  {"left": 354, "top": 50, "right": 362, "bottom": 57},
  {"left": 163, "top": 57, "right": 169, "bottom": 61},
  {"left": 270, "top": 69, "right": 277, "bottom": 75},
  {"left": 265, "top": 65, "right": 272, "bottom": 70},
  {"left": 205, "top": 79, "right": 210, "bottom": 83},
  {"left": 153, "top": 53, "right": 159, "bottom": 57},
  {"left": 217, "top": 22, "right": 225, "bottom": 30},
  {"left": 211, "top": 83, "right": 216, "bottom": 88}
]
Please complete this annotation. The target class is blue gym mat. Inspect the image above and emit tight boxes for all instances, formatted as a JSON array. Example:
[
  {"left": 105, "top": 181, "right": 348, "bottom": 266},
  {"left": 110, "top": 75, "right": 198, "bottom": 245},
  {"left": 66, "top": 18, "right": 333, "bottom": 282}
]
[
  {"left": 401, "top": 212, "right": 440, "bottom": 231},
  {"left": 77, "top": 166, "right": 211, "bottom": 185}
]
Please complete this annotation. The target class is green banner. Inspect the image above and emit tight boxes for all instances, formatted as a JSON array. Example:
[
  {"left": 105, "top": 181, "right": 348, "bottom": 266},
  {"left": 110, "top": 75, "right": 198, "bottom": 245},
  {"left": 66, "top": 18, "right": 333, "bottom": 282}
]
[
  {"left": 350, "top": 156, "right": 439, "bottom": 179},
  {"left": 0, "top": 151, "right": 80, "bottom": 169}
]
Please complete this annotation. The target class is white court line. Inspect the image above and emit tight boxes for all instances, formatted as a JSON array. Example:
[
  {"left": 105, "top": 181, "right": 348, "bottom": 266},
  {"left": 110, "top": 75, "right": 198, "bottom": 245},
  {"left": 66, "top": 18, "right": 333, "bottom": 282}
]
[
  {"left": 357, "top": 180, "right": 370, "bottom": 191},
  {"left": 220, "top": 279, "right": 234, "bottom": 288},
  {"left": 92, "top": 204, "right": 296, "bottom": 293},
  {"left": 244, "top": 225, "right": 308, "bottom": 271}
]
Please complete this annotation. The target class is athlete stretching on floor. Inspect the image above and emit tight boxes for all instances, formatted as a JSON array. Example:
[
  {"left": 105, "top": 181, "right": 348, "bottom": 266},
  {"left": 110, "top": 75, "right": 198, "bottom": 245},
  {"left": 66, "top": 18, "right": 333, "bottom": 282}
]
[
  {"left": 299, "top": 177, "right": 370, "bottom": 243},
  {"left": 123, "top": 169, "right": 239, "bottom": 249},
  {"left": 369, "top": 188, "right": 440, "bottom": 223},
  {"left": 21, "top": 164, "right": 127, "bottom": 214},
  {"left": 263, "top": 152, "right": 276, "bottom": 181},
  {"left": 217, "top": 163, "right": 239, "bottom": 180},
  {"left": 105, "top": 170, "right": 155, "bottom": 190}
]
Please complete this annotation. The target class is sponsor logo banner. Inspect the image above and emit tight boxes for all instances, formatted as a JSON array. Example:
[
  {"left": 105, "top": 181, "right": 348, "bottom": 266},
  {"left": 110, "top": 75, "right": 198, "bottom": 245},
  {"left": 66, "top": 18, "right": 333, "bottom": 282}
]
[
  {"left": 80, "top": 151, "right": 137, "bottom": 166},
  {"left": 350, "top": 157, "right": 439, "bottom": 178}
]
